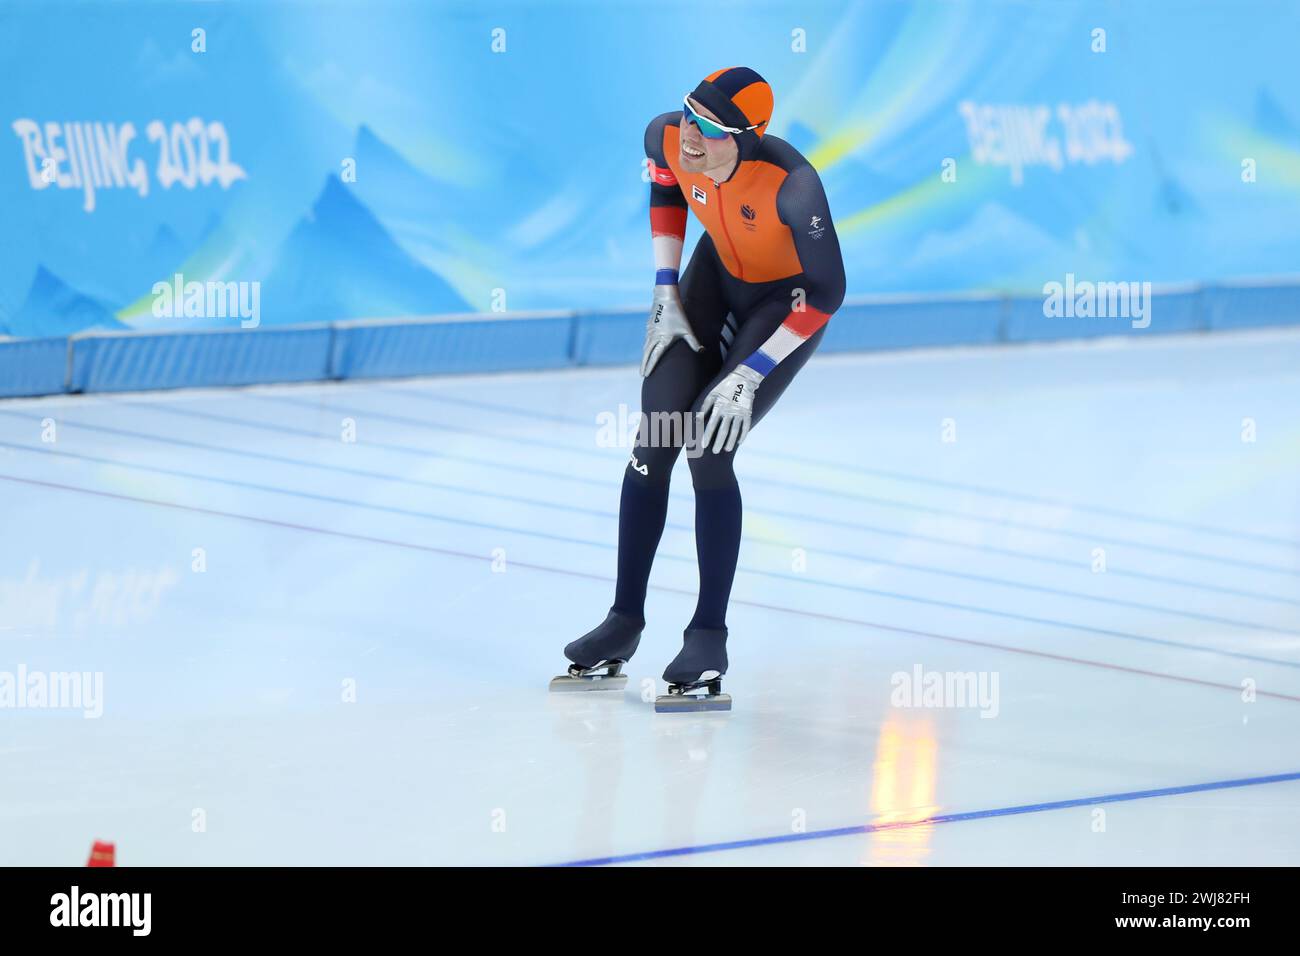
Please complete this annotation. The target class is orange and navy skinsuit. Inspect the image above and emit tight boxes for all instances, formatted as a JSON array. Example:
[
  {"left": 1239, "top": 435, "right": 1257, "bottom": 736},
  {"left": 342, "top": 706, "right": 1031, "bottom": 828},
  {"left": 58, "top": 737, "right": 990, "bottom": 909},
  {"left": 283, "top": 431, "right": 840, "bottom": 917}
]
[
  {"left": 646, "top": 72, "right": 845, "bottom": 380},
  {"left": 604, "top": 68, "right": 847, "bottom": 635}
]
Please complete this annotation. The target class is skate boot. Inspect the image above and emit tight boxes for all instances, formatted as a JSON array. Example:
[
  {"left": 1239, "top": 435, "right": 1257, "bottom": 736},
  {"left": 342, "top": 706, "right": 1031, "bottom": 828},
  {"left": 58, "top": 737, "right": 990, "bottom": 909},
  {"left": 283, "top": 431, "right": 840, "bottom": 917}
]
[
  {"left": 655, "top": 627, "right": 731, "bottom": 713},
  {"left": 548, "top": 609, "right": 644, "bottom": 692}
]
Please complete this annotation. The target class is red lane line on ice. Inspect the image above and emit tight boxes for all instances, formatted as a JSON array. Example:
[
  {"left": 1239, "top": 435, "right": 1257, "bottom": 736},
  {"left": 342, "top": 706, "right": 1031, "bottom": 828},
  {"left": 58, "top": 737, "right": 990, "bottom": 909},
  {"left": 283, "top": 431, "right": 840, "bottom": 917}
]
[{"left": 5, "top": 472, "right": 1299, "bottom": 704}]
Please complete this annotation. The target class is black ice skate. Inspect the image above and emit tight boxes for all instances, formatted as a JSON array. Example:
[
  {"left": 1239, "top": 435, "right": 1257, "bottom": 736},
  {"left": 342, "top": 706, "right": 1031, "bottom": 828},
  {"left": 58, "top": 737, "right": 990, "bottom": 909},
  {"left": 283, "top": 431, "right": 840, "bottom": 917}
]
[
  {"left": 548, "top": 609, "right": 644, "bottom": 692},
  {"left": 655, "top": 627, "right": 731, "bottom": 713}
]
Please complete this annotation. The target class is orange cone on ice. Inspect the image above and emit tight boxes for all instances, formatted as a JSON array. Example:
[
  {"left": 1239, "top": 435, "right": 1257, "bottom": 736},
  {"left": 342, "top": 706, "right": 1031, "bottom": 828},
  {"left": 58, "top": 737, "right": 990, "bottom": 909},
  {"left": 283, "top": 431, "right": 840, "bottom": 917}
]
[{"left": 86, "top": 841, "right": 115, "bottom": 867}]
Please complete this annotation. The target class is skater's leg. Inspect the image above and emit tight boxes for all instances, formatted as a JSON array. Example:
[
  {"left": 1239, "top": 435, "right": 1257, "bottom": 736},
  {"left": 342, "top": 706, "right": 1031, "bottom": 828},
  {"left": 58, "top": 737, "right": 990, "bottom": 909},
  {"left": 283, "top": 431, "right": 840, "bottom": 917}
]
[
  {"left": 610, "top": 472, "right": 672, "bottom": 618},
  {"left": 556, "top": 246, "right": 727, "bottom": 691},
  {"left": 682, "top": 292, "right": 827, "bottom": 632},
  {"left": 610, "top": 238, "right": 728, "bottom": 619},
  {"left": 657, "top": 292, "right": 826, "bottom": 706},
  {"left": 684, "top": 482, "right": 742, "bottom": 631}
]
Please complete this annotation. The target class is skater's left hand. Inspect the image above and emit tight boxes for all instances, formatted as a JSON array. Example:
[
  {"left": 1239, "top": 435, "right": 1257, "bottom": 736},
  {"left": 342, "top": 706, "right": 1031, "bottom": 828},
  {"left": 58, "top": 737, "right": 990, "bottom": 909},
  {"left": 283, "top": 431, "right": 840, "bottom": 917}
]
[{"left": 697, "top": 366, "right": 763, "bottom": 454}]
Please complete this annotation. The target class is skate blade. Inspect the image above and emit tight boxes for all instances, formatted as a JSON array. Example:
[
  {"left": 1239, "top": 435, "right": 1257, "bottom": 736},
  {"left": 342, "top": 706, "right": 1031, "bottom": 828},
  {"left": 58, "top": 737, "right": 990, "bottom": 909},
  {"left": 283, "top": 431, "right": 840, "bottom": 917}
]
[
  {"left": 654, "top": 693, "right": 732, "bottom": 713},
  {"left": 549, "top": 674, "right": 628, "bottom": 693}
]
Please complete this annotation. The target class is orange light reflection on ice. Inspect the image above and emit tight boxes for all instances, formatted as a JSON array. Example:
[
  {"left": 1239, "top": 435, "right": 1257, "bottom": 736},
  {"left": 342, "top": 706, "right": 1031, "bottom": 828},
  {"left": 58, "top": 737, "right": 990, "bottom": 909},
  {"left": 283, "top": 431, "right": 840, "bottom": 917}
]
[{"left": 864, "top": 715, "right": 939, "bottom": 866}]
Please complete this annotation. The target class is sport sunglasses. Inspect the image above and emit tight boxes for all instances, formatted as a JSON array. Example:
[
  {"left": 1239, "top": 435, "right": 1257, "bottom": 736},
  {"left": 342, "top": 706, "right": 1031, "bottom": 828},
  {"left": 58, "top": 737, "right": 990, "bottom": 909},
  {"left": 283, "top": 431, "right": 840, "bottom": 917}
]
[{"left": 682, "top": 95, "right": 765, "bottom": 140}]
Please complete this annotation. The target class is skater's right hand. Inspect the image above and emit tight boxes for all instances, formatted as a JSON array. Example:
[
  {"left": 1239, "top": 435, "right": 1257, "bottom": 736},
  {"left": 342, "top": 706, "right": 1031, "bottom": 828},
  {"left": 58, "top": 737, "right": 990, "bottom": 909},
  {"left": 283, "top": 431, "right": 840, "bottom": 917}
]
[{"left": 641, "top": 285, "right": 703, "bottom": 378}]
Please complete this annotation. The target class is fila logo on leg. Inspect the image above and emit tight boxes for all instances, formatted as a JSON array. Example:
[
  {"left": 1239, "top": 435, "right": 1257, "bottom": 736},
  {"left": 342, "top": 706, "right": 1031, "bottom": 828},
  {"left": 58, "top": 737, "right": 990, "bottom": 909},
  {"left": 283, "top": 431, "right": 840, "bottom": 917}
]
[{"left": 691, "top": 184, "right": 707, "bottom": 204}]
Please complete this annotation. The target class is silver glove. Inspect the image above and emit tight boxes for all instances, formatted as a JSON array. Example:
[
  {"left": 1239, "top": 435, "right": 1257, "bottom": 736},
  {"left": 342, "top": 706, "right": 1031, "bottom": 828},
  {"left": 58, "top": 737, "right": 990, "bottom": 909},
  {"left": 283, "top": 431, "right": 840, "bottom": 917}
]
[
  {"left": 698, "top": 365, "right": 763, "bottom": 454},
  {"left": 641, "top": 286, "right": 703, "bottom": 377}
]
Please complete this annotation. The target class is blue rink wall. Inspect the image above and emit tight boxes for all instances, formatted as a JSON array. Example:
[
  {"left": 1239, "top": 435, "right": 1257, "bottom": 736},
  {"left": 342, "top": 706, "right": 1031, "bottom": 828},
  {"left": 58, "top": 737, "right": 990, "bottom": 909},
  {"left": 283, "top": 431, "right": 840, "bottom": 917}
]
[
  {"left": 2, "top": 279, "right": 1299, "bottom": 399},
  {"left": 6, "top": 0, "right": 1299, "bottom": 394}
]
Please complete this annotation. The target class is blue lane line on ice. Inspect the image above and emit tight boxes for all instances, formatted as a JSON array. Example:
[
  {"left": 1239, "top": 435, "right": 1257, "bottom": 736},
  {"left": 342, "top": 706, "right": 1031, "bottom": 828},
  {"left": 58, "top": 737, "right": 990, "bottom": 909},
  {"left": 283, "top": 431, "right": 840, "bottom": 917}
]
[
  {"left": 369, "top": 384, "right": 1300, "bottom": 550},
  {"left": 13, "top": 411, "right": 1299, "bottom": 634},
  {"left": 258, "top": 393, "right": 1300, "bottom": 578},
  {"left": 5, "top": 470, "right": 1300, "bottom": 705},
  {"left": 86, "top": 402, "right": 613, "bottom": 489},
  {"left": 63, "top": 401, "right": 1300, "bottom": 608},
  {"left": 551, "top": 770, "right": 1300, "bottom": 866},
  {"left": 47, "top": 346, "right": 1297, "bottom": 559},
  {"left": 3, "top": 439, "right": 1298, "bottom": 670}
]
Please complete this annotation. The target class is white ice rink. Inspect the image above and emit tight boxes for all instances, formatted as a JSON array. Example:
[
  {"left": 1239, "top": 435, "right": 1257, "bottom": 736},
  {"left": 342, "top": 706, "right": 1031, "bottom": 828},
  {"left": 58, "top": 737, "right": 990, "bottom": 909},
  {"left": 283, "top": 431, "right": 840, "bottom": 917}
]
[{"left": 2, "top": 327, "right": 1299, "bottom": 866}]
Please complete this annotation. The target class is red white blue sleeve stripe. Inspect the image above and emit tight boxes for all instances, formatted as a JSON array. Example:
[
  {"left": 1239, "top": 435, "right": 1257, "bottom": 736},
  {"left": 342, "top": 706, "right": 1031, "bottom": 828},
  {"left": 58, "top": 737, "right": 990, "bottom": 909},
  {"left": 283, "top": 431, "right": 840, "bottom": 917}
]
[{"left": 741, "top": 307, "right": 830, "bottom": 377}]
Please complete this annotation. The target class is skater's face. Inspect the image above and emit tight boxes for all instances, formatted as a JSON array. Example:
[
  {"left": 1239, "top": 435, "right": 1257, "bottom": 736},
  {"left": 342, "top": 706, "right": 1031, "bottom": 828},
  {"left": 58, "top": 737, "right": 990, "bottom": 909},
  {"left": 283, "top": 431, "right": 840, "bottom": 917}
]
[{"left": 679, "top": 98, "right": 739, "bottom": 177}]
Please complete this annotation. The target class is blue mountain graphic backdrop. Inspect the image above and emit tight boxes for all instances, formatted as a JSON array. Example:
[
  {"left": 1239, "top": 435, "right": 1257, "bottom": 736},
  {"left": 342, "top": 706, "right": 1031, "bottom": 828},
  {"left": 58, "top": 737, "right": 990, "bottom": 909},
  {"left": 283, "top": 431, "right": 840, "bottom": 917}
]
[{"left": 2, "top": 0, "right": 1298, "bottom": 337}]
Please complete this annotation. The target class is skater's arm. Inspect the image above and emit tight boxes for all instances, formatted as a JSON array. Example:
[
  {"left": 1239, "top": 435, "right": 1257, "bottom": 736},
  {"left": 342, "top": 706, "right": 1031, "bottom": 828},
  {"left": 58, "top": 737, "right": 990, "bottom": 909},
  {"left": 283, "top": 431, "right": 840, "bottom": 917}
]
[
  {"left": 645, "top": 112, "right": 688, "bottom": 287},
  {"left": 737, "top": 163, "right": 845, "bottom": 378},
  {"left": 641, "top": 112, "right": 701, "bottom": 377}
]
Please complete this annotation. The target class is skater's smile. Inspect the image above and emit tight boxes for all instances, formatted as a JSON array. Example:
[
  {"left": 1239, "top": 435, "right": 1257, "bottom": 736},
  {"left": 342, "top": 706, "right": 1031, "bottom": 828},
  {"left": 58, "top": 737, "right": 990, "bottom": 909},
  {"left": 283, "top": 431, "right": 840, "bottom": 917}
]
[{"left": 679, "top": 97, "right": 738, "bottom": 179}]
